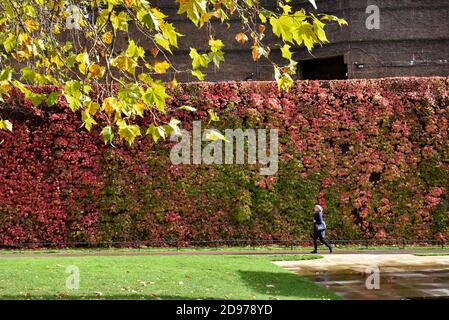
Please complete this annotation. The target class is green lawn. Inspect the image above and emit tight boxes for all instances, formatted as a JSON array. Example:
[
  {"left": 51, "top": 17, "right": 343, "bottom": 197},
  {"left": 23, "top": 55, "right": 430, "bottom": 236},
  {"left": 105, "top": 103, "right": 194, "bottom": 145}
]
[
  {"left": 0, "top": 254, "right": 337, "bottom": 300},
  {"left": 414, "top": 253, "right": 449, "bottom": 256}
]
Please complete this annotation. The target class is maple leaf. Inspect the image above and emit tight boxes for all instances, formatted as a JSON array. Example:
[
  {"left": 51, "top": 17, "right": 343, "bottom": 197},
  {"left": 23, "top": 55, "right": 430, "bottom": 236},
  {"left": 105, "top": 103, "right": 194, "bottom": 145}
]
[{"left": 153, "top": 60, "right": 171, "bottom": 74}]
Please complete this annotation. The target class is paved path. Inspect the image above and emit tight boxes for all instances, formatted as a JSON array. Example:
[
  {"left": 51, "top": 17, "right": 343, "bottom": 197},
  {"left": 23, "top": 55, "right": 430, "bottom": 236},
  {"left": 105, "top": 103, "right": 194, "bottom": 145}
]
[
  {"left": 274, "top": 254, "right": 449, "bottom": 299},
  {"left": 274, "top": 254, "right": 449, "bottom": 275},
  {"left": 0, "top": 249, "right": 447, "bottom": 258}
]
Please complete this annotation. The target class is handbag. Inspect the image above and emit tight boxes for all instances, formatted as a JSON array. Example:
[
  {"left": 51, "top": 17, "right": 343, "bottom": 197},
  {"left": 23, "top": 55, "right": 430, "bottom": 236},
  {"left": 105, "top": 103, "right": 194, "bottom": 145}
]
[{"left": 315, "top": 222, "right": 326, "bottom": 232}]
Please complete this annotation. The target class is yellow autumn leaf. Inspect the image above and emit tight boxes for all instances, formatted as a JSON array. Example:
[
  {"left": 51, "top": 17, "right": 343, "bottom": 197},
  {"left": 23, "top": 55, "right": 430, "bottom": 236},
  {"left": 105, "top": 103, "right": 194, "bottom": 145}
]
[
  {"left": 78, "top": 63, "right": 87, "bottom": 75},
  {"left": 102, "top": 32, "right": 113, "bottom": 44},
  {"left": 53, "top": 24, "right": 61, "bottom": 35},
  {"left": 102, "top": 97, "right": 119, "bottom": 116},
  {"left": 15, "top": 36, "right": 38, "bottom": 60},
  {"left": 0, "top": 81, "right": 11, "bottom": 94},
  {"left": 199, "top": 12, "right": 212, "bottom": 27},
  {"left": 117, "top": 122, "right": 141, "bottom": 145},
  {"left": 134, "top": 101, "right": 147, "bottom": 117},
  {"left": 111, "top": 56, "right": 137, "bottom": 74},
  {"left": 50, "top": 54, "right": 64, "bottom": 69},
  {"left": 24, "top": 19, "right": 40, "bottom": 31},
  {"left": 0, "top": 119, "right": 12, "bottom": 131},
  {"left": 153, "top": 60, "right": 171, "bottom": 74},
  {"left": 168, "top": 76, "right": 178, "bottom": 89},
  {"left": 88, "top": 64, "right": 105, "bottom": 78}
]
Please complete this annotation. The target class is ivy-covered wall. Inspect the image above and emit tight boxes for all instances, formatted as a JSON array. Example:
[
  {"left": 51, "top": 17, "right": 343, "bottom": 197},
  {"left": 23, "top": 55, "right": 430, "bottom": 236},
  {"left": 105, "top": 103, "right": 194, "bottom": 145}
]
[{"left": 1, "top": 78, "right": 448, "bottom": 246}]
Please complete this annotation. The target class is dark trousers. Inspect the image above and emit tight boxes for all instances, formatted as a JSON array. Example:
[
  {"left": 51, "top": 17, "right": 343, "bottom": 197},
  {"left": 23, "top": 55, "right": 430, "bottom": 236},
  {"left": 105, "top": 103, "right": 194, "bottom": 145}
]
[{"left": 313, "top": 230, "right": 332, "bottom": 252}]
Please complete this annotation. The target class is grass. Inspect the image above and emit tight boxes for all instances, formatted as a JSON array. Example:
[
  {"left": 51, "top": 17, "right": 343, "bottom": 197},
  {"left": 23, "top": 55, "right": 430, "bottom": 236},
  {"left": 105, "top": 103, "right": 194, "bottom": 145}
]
[
  {"left": 267, "top": 254, "right": 324, "bottom": 261},
  {"left": 414, "top": 253, "right": 449, "bottom": 256},
  {"left": 0, "top": 254, "right": 338, "bottom": 300}
]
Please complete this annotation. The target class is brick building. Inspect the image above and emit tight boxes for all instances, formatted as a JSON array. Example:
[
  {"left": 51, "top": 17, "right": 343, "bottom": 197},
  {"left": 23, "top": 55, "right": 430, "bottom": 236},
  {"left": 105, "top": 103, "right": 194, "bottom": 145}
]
[{"left": 152, "top": 0, "right": 449, "bottom": 81}]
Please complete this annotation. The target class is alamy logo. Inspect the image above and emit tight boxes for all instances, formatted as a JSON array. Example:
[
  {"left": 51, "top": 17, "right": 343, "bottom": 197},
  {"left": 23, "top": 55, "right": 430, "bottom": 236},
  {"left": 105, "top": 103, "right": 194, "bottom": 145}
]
[
  {"left": 65, "top": 265, "right": 80, "bottom": 290},
  {"left": 366, "top": 5, "right": 380, "bottom": 30},
  {"left": 170, "top": 121, "right": 279, "bottom": 175},
  {"left": 66, "top": 4, "right": 82, "bottom": 30},
  {"left": 365, "top": 265, "right": 380, "bottom": 290}
]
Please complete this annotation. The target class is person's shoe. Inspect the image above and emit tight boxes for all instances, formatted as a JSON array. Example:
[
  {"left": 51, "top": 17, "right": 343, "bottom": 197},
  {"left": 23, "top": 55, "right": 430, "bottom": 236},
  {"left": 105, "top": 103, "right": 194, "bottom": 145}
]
[
  {"left": 310, "top": 251, "right": 318, "bottom": 254},
  {"left": 329, "top": 247, "right": 333, "bottom": 253}
]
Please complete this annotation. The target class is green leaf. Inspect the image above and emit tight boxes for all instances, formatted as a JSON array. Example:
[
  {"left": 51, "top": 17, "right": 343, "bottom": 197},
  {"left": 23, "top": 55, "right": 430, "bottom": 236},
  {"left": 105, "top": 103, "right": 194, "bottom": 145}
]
[
  {"left": 270, "top": 16, "right": 294, "bottom": 43},
  {"left": 138, "top": 73, "right": 154, "bottom": 84},
  {"left": 274, "top": 66, "right": 293, "bottom": 91},
  {"left": 111, "top": 11, "right": 129, "bottom": 31},
  {"left": 46, "top": 91, "right": 59, "bottom": 107},
  {"left": 81, "top": 110, "right": 97, "bottom": 132},
  {"left": 164, "top": 118, "right": 181, "bottom": 137},
  {"left": 177, "top": 0, "right": 207, "bottom": 26},
  {"left": 126, "top": 40, "right": 145, "bottom": 59},
  {"left": 0, "top": 67, "right": 14, "bottom": 82},
  {"left": 138, "top": 8, "right": 160, "bottom": 31},
  {"left": 337, "top": 18, "right": 348, "bottom": 26},
  {"left": 191, "top": 69, "right": 205, "bottom": 81},
  {"left": 101, "top": 126, "right": 114, "bottom": 144},
  {"left": 63, "top": 80, "right": 83, "bottom": 111},
  {"left": 26, "top": 91, "right": 46, "bottom": 107},
  {"left": 313, "top": 17, "right": 328, "bottom": 43},
  {"left": 3, "top": 33, "right": 16, "bottom": 53},
  {"left": 189, "top": 48, "right": 209, "bottom": 69},
  {"left": 146, "top": 124, "right": 166, "bottom": 143},
  {"left": 84, "top": 101, "right": 100, "bottom": 115},
  {"left": 280, "top": 4, "right": 292, "bottom": 15},
  {"left": 208, "top": 51, "right": 224, "bottom": 68},
  {"left": 208, "top": 109, "right": 219, "bottom": 122},
  {"left": 64, "top": 80, "right": 82, "bottom": 98},
  {"left": 161, "top": 23, "right": 182, "bottom": 48},
  {"left": 154, "top": 33, "right": 172, "bottom": 54},
  {"left": 280, "top": 44, "right": 292, "bottom": 60},
  {"left": 65, "top": 95, "right": 82, "bottom": 112},
  {"left": 118, "top": 83, "right": 143, "bottom": 104},
  {"left": 294, "top": 23, "right": 316, "bottom": 51},
  {"left": 209, "top": 38, "right": 224, "bottom": 52},
  {"left": 117, "top": 122, "right": 141, "bottom": 145},
  {"left": 143, "top": 83, "right": 169, "bottom": 112},
  {"left": 20, "top": 67, "right": 44, "bottom": 83},
  {"left": 319, "top": 14, "right": 348, "bottom": 26}
]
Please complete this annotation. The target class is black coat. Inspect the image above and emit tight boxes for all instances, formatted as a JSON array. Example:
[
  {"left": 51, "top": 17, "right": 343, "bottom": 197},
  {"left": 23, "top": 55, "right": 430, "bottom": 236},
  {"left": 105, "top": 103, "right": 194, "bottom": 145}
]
[{"left": 313, "top": 211, "right": 324, "bottom": 224}]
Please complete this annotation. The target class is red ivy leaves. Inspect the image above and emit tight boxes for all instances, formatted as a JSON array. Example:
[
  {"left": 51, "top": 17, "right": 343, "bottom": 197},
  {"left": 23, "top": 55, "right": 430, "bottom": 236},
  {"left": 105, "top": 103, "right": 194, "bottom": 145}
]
[{"left": 0, "top": 78, "right": 449, "bottom": 246}]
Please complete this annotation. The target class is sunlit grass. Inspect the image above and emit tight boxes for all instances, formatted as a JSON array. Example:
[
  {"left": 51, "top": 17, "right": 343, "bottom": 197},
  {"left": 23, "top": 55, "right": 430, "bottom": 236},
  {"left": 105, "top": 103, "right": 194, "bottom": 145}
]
[{"left": 0, "top": 254, "right": 337, "bottom": 300}]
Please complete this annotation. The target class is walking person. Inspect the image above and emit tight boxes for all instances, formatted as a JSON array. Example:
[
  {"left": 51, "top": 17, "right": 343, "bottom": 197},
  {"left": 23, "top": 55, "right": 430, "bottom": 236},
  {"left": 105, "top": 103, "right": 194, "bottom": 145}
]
[{"left": 311, "top": 205, "right": 333, "bottom": 254}]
